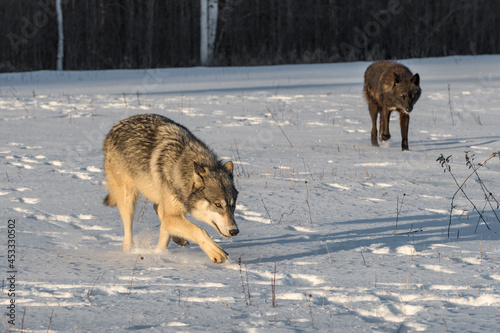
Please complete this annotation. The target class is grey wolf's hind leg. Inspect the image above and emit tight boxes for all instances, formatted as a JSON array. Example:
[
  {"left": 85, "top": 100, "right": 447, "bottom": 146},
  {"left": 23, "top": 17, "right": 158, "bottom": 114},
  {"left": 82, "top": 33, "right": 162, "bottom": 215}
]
[
  {"left": 172, "top": 236, "right": 190, "bottom": 247},
  {"left": 104, "top": 158, "right": 138, "bottom": 252},
  {"left": 153, "top": 203, "right": 190, "bottom": 248},
  {"left": 116, "top": 188, "right": 138, "bottom": 252}
]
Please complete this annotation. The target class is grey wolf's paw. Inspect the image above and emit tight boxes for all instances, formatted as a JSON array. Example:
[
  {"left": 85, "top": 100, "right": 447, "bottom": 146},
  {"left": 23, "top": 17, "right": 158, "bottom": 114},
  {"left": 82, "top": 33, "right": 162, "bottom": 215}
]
[
  {"left": 123, "top": 239, "right": 133, "bottom": 253},
  {"left": 171, "top": 236, "right": 189, "bottom": 247},
  {"left": 211, "top": 249, "right": 229, "bottom": 264},
  {"left": 153, "top": 247, "right": 166, "bottom": 254},
  {"left": 202, "top": 241, "right": 228, "bottom": 263}
]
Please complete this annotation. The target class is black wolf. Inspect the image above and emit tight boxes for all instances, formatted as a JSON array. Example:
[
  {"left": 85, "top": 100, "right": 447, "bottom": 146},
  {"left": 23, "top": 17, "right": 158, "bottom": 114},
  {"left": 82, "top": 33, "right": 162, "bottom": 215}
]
[
  {"left": 364, "top": 61, "right": 421, "bottom": 150},
  {"left": 103, "top": 114, "right": 238, "bottom": 263}
]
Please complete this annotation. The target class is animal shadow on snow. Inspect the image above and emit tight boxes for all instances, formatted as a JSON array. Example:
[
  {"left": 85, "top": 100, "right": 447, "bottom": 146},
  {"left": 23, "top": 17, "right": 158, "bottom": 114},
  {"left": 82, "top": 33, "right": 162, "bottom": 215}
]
[
  {"left": 407, "top": 135, "right": 500, "bottom": 153},
  {"left": 226, "top": 212, "right": 499, "bottom": 265}
]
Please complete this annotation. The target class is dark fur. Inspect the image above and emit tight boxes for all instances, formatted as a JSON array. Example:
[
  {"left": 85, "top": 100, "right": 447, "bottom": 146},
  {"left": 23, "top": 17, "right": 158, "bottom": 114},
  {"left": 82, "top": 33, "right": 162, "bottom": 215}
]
[{"left": 363, "top": 61, "right": 421, "bottom": 150}]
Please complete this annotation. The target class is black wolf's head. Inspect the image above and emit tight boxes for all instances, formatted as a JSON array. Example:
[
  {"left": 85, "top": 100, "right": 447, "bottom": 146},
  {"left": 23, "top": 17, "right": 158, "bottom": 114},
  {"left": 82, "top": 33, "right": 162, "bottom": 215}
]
[
  {"left": 391, "top": 73, "right": 421, "bottom": 113},
  {"left": 188, "top": 161, "right": 239, "bottom": 238}
]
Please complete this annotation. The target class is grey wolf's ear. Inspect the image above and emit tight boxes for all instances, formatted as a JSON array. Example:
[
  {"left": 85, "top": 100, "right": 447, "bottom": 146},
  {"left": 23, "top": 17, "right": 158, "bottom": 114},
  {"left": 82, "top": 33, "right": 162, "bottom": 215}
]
[
  {"left": 223, "top": 161, "right": 234, "bottom": 174},
  {"left": 411, "top": 73, "right": 420, "bottom": 86},
  {"left": 193, "top": 162, "right": 207, "bottom": 189},
  {"left": 393, "top": 72, "right": 400, "bottom": 85}
]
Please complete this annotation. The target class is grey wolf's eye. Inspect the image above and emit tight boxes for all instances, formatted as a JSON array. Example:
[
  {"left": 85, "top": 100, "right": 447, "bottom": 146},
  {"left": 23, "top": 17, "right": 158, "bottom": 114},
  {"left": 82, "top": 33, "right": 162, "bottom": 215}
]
[{"left": 214, "top": 203, "right": 222, "bottom": 208}]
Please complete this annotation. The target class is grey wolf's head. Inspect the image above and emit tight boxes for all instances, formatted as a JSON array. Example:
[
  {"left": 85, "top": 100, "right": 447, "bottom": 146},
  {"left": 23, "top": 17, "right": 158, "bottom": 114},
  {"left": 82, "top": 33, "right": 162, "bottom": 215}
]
[
  {"left": 188, "top": 161, "right": 239, "bottom": 238},
  {"left": 391, "top": 72, "right": 421, "bottom": 114}
]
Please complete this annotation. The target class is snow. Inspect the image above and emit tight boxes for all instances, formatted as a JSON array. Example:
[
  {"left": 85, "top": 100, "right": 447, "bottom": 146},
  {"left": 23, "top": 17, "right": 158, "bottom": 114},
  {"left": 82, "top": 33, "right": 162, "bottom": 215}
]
[{"left": 1, "top": 55, "right": 500, "bottom": 332}]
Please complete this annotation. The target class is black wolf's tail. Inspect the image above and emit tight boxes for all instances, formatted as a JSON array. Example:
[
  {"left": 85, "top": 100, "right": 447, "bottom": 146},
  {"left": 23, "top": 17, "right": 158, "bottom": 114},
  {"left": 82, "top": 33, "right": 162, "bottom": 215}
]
[{"left": 103, "top": 193, "right": 117, "bottom": 206}]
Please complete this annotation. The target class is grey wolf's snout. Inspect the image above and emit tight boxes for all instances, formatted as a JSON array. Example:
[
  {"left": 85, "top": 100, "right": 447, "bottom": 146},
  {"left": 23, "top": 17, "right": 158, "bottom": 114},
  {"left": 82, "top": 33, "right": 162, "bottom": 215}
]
[{"left": 229, "top": 228, "right": 239, "bottom": 236}]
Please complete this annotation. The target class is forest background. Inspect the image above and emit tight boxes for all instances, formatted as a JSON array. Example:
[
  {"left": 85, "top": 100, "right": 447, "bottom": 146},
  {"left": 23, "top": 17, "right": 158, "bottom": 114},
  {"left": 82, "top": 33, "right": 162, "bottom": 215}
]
[{"left": 1, "top": 0, "right": 499, "bottom": 72}]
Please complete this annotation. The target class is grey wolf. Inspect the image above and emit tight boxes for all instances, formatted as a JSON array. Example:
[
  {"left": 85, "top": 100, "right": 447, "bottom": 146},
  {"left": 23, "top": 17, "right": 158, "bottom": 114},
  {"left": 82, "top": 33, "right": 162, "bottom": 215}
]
[
  {"left": 363, "top": 61, "right": 421, "bottom": 151},
  {"left": 102, "top": 114, "right": 238, "bottom": 263}
]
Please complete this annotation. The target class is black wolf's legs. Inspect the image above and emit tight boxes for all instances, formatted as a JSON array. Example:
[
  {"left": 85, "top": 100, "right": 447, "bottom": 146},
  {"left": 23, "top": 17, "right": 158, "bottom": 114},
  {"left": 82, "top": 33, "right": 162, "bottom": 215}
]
[
  {"left": 380, "top": 108, "right": 392, "bottom": 142},
  {"left": 400, "top": 112, "right": 410, "bottom": 151},
  {"left": 368, "top": 101, "right": 381, "bottom": 146}
]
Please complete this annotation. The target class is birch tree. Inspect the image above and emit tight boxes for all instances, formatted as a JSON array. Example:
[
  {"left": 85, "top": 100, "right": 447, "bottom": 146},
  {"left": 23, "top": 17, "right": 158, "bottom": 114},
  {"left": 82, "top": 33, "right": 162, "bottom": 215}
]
[
  {"left": 56, "top": 0, "right": 63, "bottom": 71},
  {"left": 200, "top": 0, "right": 218, "bottom": 65},
  {"left": 200, "top": 0, "right": 208, "bottom": 64}
]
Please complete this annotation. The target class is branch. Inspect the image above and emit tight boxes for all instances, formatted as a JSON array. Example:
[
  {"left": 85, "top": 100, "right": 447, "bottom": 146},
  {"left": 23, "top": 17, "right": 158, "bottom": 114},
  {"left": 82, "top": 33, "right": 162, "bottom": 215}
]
[{"left": 437, "top": 152, "right": 500, "bottom": 237}]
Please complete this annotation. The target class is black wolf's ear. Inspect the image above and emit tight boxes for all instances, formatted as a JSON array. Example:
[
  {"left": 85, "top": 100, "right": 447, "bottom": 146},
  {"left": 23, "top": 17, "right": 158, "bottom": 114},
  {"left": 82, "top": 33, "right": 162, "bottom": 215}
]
[
  {"left": 411, "top": 73, "right": 420, "bottom": 86},
  {"left": 223, "top": 161, "right": 234, "bottom": 174},
  {"left": 193, "top": 162, "right": 207, "bottom": 189},
  {"left": 393, "top": 72, "right": 400, "bottom": 85}
]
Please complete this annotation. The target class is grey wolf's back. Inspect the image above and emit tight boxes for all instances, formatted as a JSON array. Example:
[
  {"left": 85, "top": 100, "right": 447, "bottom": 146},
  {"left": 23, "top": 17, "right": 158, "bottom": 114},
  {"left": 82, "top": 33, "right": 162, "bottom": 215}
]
[
  {"left": 103, "top": 114, "right": 217, "bottom": 173},
  {"left": 104, "top": 114, "right": 188, "bottom": 150},
  {"left": 105, "top": 114, "right": 185, "bottom": 166}
]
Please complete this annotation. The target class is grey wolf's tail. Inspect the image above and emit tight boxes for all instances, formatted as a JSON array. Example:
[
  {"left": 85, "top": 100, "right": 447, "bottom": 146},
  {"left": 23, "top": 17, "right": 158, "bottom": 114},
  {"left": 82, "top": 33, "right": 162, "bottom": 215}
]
[{"left": 103, "top": 193, "right": 117, "bottom": 206}]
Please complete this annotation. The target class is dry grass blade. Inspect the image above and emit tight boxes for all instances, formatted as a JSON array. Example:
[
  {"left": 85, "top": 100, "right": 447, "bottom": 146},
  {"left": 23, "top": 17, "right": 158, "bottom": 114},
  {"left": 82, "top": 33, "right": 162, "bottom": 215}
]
[
  {"left": 266, "top": 106, "right": 293, "bottom": 148},
  {"left": 129, "top": 254, "right": 144, "bottom": 294},
  {"left": 271, "top": 258, "right": 277, "bottom": 307}
]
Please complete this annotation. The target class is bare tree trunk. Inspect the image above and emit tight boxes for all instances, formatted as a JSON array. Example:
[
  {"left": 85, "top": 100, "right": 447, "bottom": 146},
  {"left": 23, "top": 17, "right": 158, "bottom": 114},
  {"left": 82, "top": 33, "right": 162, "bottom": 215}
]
[
  {"left": 200, "top": 0, "right": 208, "bottom": 64},
  {"left": 200, "top": 0, "right": 217, "bottom": 65},
  {"left": 123, "top": 0, "right": 134, "bottom": 68},
  {"left": 56, "top": 0, "right": 63, "bottom": 71},
  {"left": 145, "top": 0, "right": 155, "bottom": 68},
  {"left": 207, "top": 0, "right": 218, "bottom": 62}
]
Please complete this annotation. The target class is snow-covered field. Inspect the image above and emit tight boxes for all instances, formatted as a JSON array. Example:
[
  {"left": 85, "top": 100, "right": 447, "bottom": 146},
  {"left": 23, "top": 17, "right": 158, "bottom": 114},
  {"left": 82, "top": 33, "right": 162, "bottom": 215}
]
[{"left": 1, "top": 55, "right": 500, "bottom": 332}]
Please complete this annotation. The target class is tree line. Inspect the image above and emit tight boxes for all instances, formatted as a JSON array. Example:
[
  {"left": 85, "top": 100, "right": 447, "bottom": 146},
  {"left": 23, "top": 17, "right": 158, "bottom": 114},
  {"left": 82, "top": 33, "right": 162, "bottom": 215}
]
[{"left": 1, "top": 0, "right": 499, "bottom": 72}]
